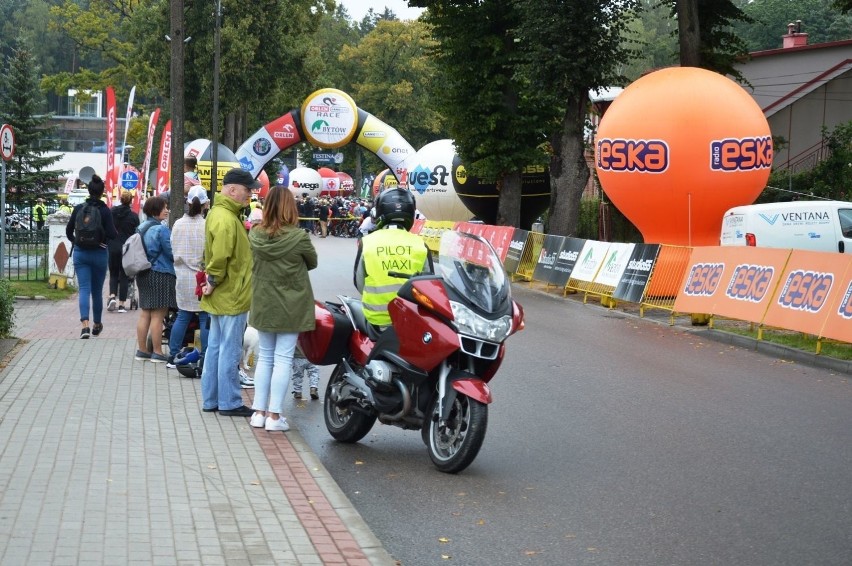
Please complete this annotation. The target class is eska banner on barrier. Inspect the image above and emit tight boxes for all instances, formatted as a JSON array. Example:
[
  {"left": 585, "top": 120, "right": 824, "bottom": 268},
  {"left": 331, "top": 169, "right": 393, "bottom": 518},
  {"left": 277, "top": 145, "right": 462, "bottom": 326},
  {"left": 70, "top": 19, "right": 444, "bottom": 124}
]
[
  {"left": 763, "top": 250, "right": 852, "bottom": 340},
  {"left": 674, "top": 246, "right": 790, "bottom": 324}
]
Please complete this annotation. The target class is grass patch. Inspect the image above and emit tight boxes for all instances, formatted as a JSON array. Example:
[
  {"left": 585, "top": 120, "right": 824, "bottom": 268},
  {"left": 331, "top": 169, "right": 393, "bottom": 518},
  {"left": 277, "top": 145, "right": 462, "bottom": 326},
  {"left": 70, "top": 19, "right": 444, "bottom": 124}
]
[
  {"left": 714, "top": 321, "right": 852, "bottom": 361},
  {"left": 9, "top": 279, "right": 76, "bottom": 301}
]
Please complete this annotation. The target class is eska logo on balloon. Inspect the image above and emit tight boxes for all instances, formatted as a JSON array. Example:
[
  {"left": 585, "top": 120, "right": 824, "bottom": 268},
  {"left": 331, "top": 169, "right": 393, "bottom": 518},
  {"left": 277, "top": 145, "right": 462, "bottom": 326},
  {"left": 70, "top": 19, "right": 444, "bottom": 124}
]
[
  {"left": 596, "top": 139, "right": 668, "bottom": 173},
  {"left": 710, "top": 136, "right": 773, "bottom": 171}
]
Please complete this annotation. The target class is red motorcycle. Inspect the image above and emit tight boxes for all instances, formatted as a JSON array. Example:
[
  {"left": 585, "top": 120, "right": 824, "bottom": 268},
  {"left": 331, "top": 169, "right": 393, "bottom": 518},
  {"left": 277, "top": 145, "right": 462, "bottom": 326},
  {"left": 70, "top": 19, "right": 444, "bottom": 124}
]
[{"left": 299, "top": 230, "right": 524, "bottom": 473}]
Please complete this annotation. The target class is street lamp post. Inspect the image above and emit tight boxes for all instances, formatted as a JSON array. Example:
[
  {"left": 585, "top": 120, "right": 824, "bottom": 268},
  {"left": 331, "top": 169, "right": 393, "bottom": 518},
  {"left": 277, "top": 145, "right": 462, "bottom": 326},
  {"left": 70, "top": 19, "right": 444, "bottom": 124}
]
[{"left": 211, "top": 0, "right": 223, "bottom": 204}]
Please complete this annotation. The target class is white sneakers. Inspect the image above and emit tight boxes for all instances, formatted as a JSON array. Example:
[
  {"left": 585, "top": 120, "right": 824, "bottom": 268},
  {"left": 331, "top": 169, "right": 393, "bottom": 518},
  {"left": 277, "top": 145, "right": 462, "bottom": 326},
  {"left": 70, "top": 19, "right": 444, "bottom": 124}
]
[
  {"left": 250, "top": 412, "right": 290, "bottom": 432},
  {"left": 265, "top": 416, "right": 290, "bottom": 432},
  {"left": 249, "top": 412, "right": 265, "bottom": 428}
]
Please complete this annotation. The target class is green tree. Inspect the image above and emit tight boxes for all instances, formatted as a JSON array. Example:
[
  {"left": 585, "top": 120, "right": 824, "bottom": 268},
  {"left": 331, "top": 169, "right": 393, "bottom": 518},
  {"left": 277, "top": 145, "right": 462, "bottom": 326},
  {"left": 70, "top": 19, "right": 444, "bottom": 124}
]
[
  {"left": 733, "top": 0, "right": 852, "bottom": 51},
  {"left": 415, "top": 0, "right": 638, "bottom": 232},
  {"left": 412, "top": 1, "right": 552, "bottom": 228},
  {"left": 0, "top": 38, "right": 65, "bottom": 204},
  {"left": 621, "top": 0, "right": 679, "bottom": 82},
  {"left": 338, "top": 19, "right": 446, "bottom": 172},
  {"left": 672, "top": 0, "right": 752, "bottom": 81}
]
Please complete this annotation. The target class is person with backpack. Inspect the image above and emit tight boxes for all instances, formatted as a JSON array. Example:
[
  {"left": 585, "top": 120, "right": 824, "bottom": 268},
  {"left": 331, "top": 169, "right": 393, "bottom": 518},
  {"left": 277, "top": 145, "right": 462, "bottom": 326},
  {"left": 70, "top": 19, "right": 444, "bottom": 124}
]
[
  {"left": 65, "top": 174, "right": 117, "bottom": 339},
  {"left": 133, "top": 196, "right": 177, "bottom": 363},
  {"left": 107, "top": 191, "right": 140, "bottom": 313}
]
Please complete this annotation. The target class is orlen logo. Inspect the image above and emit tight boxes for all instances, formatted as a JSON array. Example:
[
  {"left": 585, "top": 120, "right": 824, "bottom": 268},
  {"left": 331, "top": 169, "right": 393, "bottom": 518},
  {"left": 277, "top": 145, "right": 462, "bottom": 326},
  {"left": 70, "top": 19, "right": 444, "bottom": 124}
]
[
  {"left": 777, "top": 270, "right": 833, "bottom": 313},
  {"left": 837, "top": 281, "right": 852, "bottom": 319},
  {"left": 710, "top": 136, "right": 772, "bottom": 171},
  {"left": 596, "top": 139, "right": 669, "bottom": 173},
  {"left": 683, "top": 262, "right": 724, "bottom": 297},
  {"left": 725, "top": 264, "right": 774, "bottom": 303},
  {"left": 273, "top": 124, "right": 296, "bottom": 140}
]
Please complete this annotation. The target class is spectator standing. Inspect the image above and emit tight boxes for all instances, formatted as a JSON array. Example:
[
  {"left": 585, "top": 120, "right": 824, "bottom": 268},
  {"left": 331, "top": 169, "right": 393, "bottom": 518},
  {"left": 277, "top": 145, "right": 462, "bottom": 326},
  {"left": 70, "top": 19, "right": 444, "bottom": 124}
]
[
  {"left": 317, "top": 198, "right": 329, "bottom": 238},
  {"left": 167, "top": 186, "right": 210, "bottom": 368},
  {"left": 199, "top": 168, "right": 257, "bottom": 417},
  {"left": 248, "top": 186, "right": 317, "bottom": 432},
  {"left": 33, "top": 198, "right": 48, "bottom": 230},
  {"left": 133, "top": 196, "right": 176, "bottom": 362},
  {"left": 65, "top": 174, "right": 117, "bottom": 338},
  {"left": 107, "top": 190, "right": 141, "bottom": 313}
]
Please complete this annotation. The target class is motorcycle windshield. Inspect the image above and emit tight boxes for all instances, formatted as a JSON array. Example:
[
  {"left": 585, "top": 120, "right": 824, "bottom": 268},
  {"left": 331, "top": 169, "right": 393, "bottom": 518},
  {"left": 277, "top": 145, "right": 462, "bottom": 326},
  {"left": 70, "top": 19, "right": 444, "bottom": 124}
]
[{"left": 436, "top": 230, "right": 510, "bottom": 314}]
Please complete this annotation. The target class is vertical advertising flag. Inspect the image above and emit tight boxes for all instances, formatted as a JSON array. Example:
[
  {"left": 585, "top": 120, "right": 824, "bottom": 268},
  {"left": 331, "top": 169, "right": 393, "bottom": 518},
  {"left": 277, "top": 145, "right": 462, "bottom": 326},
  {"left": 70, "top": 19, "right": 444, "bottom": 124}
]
[
  {"left": 155, "top": 120, "right": 172, "bottom": 195},
  {"left": 120, "top": 85, "right": 136, "bottom": 166},
  {"left": 105, "top": 86, "right": 117, "bottom": 206},
  {"left": 140, "top": 108, "right": 160, "bottom": 197}
]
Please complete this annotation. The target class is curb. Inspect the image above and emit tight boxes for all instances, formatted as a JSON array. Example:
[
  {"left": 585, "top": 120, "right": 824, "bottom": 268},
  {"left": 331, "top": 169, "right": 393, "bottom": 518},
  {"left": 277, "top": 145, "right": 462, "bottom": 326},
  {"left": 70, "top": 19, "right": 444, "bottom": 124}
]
[{"left": 287, "top": 428, "right": 398, "bottom": 565}]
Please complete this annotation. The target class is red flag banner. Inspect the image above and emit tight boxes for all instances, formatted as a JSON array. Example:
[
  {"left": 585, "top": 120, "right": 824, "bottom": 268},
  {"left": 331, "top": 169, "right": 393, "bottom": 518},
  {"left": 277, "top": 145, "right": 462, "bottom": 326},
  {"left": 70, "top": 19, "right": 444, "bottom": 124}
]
[
  {"left": 106, "top": 86, "right": 117, "bottom": 206},
  {"left": 141, "top": 108, "right": 160, "bottom": 197},
  {"left": 156, "top": 120, "right": 172, "bottom": 195}
]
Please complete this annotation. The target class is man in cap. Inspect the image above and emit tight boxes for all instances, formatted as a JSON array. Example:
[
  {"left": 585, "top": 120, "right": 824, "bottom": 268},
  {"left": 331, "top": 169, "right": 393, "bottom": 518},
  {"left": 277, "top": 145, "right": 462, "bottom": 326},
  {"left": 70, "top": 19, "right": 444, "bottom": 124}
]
[{"left": 199, "top": 167, "right": 259, "bottom": 417}]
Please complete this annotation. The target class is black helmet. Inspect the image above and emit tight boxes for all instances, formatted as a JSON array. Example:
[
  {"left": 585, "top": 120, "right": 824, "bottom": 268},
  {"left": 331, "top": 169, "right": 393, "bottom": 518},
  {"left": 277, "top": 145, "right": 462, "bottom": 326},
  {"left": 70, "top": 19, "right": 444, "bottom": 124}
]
[{"left": 374, "top": 186, "right": 416, "bottom": 230}]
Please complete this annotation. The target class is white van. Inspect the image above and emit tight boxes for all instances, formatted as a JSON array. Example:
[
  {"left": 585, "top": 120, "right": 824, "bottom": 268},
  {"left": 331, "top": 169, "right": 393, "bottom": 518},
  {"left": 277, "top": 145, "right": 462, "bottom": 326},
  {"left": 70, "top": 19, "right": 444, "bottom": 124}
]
[{"left": 720, "top": 201, "right": 852, "bottom": 253}]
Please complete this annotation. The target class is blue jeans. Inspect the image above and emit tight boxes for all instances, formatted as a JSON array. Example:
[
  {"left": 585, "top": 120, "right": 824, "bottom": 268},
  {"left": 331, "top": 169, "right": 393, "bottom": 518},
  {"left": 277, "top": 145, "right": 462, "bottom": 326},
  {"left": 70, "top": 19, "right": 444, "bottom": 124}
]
[
  {"left": 251, "top": 331, "right": 298, "bottom": 415},
  {"left": 201, "top": 312, "right": 248, "bottom": 411},
  {"left": 168, "top": 310, "right": 209, "bottom": 358},
  {"left": 73, "top": 246, "right": 108, "bottom": 323}
]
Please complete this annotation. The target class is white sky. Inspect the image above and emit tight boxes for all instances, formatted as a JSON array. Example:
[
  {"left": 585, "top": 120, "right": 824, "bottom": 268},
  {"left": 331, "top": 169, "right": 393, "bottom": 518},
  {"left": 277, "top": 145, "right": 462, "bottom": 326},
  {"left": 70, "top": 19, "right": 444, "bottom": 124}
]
[{"left": 337, "top": 0, "right": 425, "bottom": 22}]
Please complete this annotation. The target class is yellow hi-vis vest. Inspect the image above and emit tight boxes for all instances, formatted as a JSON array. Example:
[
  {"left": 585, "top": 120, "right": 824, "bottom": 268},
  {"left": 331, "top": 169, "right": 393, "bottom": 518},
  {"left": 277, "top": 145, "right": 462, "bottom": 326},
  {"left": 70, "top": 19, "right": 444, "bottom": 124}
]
[{"left": 361, "top": 228, "right": 429, "bottom": 326}]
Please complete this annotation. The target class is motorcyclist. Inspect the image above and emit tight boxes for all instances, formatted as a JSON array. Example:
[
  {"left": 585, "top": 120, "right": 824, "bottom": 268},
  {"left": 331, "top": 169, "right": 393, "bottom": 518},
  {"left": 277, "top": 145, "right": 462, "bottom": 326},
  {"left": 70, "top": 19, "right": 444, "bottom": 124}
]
[{"left": 354, "top": 187, "right": 431, "bottom": 327}]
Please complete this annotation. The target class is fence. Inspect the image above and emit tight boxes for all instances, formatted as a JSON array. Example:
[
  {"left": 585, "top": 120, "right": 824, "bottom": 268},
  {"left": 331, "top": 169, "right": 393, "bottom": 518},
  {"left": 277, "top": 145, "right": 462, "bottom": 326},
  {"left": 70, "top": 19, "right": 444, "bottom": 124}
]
[{"left": 3, "top": 229, "right": 50, "bottom": 281}]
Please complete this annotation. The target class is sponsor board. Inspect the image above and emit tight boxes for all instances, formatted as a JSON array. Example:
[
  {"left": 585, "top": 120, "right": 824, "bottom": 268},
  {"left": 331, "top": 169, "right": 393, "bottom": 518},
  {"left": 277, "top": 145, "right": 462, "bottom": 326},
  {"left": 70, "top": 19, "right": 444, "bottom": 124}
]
[
  {"left": 502, "top": 229, "right": 529, "bottom": 275},
  {"left": 532, "top": 235, "right": 567, "bottom": 285},
  {"left": 550, "top": 237, "right": 586, "bottom": 288},
  {"left": 570, "top": 241, "right": 611, "bottom": 283},
  {"left": 613, "top": 244, "right": 660, "bottom": 303},
  {"left": 592, "top": 242, "right": 635, "bottom": 288}
]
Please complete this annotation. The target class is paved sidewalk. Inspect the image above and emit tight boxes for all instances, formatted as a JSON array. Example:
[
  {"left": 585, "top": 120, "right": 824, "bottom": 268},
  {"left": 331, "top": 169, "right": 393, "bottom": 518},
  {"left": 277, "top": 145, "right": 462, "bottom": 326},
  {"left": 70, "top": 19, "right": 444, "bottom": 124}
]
[{"left": 0, "top": 296, "right": 394, "bottom": 565}]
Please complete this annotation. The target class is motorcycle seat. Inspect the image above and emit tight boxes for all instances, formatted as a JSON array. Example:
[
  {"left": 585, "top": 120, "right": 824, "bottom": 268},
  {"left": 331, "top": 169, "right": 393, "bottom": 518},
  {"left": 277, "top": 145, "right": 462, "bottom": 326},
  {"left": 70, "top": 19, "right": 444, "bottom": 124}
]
[{"left": 341, "top": 296, "right": 382, "bottom": 342}]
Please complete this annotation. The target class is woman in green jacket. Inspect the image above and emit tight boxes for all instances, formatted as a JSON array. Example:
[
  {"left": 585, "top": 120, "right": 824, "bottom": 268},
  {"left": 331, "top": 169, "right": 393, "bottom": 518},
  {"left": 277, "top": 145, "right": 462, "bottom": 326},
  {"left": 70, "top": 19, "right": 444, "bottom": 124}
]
[{"left": 248, "top": 186, "right": 317, "bottom": 432}]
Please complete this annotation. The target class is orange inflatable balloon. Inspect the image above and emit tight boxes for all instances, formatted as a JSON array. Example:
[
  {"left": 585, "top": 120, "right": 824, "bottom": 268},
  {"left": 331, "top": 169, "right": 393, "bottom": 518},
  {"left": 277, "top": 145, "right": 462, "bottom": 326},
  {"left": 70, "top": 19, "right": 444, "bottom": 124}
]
[
  {"left": 595, "top": 67, "right": 772, "bottom": 246},
  {"left": 256, "top": 170, "right": 270, "bottom": 199}
]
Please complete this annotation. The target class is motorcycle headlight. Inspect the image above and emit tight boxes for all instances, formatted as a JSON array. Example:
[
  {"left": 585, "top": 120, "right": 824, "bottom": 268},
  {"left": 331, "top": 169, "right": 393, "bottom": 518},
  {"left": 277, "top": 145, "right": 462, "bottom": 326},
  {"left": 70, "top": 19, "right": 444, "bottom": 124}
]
[{"left": 450, "top": 301, "right": 512, "bottom": 342}]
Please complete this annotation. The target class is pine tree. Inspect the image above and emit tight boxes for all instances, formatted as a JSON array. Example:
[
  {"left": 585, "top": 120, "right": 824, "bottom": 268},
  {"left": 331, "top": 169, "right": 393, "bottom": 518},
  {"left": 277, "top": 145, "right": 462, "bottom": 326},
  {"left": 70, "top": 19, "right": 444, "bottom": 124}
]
[{"left": 0, "top": 37, "right": 64, "bottom": 206}]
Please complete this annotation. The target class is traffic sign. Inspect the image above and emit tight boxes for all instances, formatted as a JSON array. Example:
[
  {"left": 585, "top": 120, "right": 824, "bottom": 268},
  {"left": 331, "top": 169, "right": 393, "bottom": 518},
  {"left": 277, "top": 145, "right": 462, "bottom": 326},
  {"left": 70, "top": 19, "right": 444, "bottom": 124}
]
[
  {"left": 0, "top": 124, "right": 14, "bottom": 161},
  {"left": 120, "top": 170, "right": 139, "bottom": 190}
]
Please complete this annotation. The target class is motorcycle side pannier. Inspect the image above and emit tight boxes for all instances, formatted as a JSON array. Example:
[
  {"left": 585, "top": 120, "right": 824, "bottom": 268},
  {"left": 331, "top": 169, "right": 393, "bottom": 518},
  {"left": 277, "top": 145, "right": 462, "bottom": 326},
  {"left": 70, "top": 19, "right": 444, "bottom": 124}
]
[{"left": 298, "top": 301, "right": 352, "bottom": 365}]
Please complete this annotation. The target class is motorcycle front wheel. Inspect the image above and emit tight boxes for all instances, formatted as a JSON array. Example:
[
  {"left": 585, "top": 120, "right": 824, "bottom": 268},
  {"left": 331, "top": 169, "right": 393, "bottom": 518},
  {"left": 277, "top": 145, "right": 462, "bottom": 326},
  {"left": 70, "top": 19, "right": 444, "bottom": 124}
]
[
  {"left": 324, "top": 363, "right": 377, "bottom": 443},
  {"left": 424, "top": 393, "right": 488, "bottom": 474}
]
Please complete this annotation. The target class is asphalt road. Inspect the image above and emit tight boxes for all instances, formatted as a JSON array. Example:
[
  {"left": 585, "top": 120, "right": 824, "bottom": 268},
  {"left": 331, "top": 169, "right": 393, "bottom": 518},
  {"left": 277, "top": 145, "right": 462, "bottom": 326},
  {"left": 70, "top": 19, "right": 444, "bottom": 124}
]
[{"left": 298, "top": 235, "right": 852, "bottom": 566}]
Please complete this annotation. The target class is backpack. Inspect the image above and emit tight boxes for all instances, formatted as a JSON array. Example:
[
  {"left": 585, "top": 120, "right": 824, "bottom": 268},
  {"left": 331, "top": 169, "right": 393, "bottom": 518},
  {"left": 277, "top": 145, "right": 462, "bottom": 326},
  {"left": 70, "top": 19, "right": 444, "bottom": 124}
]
[
  {"left": 121, "top": 221, "right": 157, "bottom": 278},
  {"left": 74, "top": 202, "right": 105, "bottom": 249}
]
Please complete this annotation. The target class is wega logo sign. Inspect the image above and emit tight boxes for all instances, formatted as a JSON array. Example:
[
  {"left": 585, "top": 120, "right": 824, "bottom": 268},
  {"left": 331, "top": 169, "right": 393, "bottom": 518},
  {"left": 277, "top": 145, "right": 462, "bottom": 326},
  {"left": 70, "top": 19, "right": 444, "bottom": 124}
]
[
  {"left": 777, "top": 270, "right": 833, "bottom": 313},
  {"left": 710, "top": 136, "right": 772, "bottom": 171},
  {"left": 596, "top": 139, "right": 669, "bottom": 173},
  {"left": 725, "top": 264, "right": 774, "bottom": 303},
  {"left": 683, "top": 262, "right": 724, "bottom": 296}
]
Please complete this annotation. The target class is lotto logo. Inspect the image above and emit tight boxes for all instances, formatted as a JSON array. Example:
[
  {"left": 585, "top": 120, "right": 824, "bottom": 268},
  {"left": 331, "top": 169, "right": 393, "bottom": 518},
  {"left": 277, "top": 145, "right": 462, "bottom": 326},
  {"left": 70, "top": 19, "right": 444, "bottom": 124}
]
[
  {"left": 683, "top": 263, "right": 724, "bottom": 296},
  {"left": 777, "top": 270, "right": 833, "bottom": 313},
  {"left": 596, "top": 139, "right": 668, "bottom": 173},
  {"left": 725, "top": 264, "right": 774, "bottom": 303},
  {"left": 710, "top": 137, "right": 773, "bottom": 171}
]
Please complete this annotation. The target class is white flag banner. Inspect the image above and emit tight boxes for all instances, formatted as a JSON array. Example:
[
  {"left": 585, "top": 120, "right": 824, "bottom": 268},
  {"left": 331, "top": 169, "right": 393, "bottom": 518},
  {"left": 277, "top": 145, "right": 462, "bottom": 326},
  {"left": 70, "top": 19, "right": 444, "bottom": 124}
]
[{"left": 120, "top": 85, "right": 136, "bottom": 165}]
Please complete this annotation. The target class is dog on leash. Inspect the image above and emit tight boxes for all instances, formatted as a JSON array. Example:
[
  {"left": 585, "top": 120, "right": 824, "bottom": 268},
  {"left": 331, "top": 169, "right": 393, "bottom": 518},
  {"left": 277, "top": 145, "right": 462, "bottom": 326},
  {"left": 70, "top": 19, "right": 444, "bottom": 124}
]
[{"left": 241, "top": 324, "right": 259, "bottom": 371}]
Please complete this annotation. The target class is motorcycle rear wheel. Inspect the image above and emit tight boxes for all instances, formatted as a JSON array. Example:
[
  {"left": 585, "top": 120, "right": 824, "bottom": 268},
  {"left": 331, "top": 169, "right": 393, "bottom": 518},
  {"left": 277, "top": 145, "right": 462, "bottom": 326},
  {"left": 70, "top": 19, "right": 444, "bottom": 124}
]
[
  {"left": 324, "top": 363, "right": 377, "bottom": 443},
  {"left": 425, "top": 393, "right": 488, "bottom": 474}
]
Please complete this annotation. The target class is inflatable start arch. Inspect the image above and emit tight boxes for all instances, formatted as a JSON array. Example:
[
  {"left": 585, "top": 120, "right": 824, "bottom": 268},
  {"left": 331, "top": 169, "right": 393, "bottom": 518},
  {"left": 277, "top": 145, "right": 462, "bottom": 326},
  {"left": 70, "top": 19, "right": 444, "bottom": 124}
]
[
  {"left": 236, "top": 88, "right": 550, "bottom": 226},
  {"left": 236, "top": 88, "right": 415, "bottom": 190}
]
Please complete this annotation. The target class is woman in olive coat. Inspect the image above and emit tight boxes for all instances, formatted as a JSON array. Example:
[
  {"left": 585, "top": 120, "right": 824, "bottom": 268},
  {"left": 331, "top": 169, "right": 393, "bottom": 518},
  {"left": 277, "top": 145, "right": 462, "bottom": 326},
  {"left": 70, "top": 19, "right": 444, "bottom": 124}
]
[{"left": 248, "top": 186, "right": 317, "bottom": 432}]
